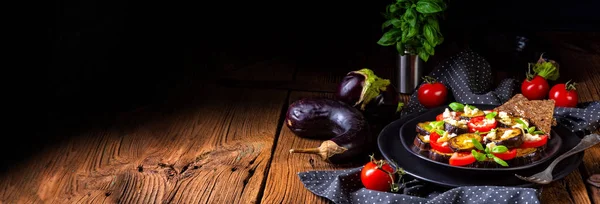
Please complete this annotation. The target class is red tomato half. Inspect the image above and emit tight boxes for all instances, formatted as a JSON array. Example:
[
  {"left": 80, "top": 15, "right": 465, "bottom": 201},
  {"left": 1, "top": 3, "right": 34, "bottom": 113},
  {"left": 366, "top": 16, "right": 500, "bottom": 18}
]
[
  {"left": 521, "top": 75, "right": 549, "bottom": 100},
  {"left": 429, "top": 132, "right": 453, "bottom": 153},
  {"left": 519, "top": 135, "right": 549, "bottom": 148},
  {"left": 467, "top": 116, "right": 497, "bottom": 133},
  {"left": 549, "top": 83, "right": 578, "bottom": 108},
  {"left": 449, "top": 152, "right": 477, "bottom": 166},
  {"left": 493, "top": 149, "right": 517, "bottom": 160},
  {"left": 360, "top": 160, "right": 396, "bottom": 192}
]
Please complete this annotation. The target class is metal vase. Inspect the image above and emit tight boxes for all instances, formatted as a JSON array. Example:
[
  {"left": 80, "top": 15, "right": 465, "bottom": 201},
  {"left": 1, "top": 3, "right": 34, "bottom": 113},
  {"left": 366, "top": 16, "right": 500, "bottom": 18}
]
[{"left": 397, "top": 51, "right": 424, "bottom": 94}]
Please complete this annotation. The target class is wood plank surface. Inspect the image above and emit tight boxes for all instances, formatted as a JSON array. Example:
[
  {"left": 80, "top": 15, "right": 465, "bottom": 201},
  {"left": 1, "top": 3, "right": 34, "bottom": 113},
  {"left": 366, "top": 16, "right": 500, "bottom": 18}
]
[
  {"left": 0, "top": 87, "right": 287, "bottom": 203},
  {"left": 260, "top": 92, "right": 366, "bottom": 204},
  {"left": 555, "top": 47, "right": 600, "bottom": 204}
]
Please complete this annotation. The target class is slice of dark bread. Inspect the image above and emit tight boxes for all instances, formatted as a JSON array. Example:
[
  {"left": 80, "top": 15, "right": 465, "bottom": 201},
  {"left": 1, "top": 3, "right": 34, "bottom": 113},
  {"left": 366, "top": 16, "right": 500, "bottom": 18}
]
[
  {"left": 494, "top": 94, "right": 556, "bottom": 137},
  {"left": 513, "top": 100, "right": 556, "bottom": 136},
  {"left": 494, "top": 94, "right": 529, "bottom": 115}
]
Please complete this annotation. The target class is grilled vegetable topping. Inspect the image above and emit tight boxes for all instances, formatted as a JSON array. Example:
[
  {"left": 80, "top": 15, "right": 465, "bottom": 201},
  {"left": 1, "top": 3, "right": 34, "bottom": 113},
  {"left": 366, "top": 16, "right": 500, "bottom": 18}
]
[
  {"left": 449, "top": 133, "right": 482, "bottom": 152},
  {"left": 484, "top": 128, "right": 524, "bottom": 149}
]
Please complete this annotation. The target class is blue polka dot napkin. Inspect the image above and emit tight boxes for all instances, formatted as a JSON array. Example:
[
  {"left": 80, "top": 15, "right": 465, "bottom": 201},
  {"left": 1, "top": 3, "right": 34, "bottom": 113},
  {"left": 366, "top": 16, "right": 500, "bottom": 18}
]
[
  {"left": 402, "top": 49, "right": 599, "bottom": 135},
  {"left": 299, "top": 166, "right": 541, "bottom": 204}
]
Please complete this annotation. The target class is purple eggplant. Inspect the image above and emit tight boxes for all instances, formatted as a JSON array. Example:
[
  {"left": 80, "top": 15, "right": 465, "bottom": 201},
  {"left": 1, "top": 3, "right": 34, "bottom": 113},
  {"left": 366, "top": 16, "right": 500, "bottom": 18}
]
[
  {"left": 286, "top": 98, "right": 371, "bottom": 163},
  {"left": 336, "top": 68, "right": 401, "bottom": 123}
]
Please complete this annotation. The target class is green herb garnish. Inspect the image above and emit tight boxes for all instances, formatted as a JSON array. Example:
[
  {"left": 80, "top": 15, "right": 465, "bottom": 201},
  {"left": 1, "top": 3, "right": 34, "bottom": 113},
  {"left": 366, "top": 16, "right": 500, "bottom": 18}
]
[
  {"left": 491, "top": 146, "right": 508, "bottom": 154},
  {"left": 492, "top": 156, "right": 509, "bottom": 167},
  {"left": 472, "top": 138, "right": 484, "bottom": 150},
  {"left": 429, "top": 121, "right": 444, "bottom": 130},
  {"left": 471, "top": 150, "right": 486, "bottom": 161},
  {"left": 470, "top": 139, "right": 510, "bottom": 167},
  {"left": 448, "top": 102, "right": 464, "bottom": 111},
  {"left": 435, "top": 129, "right": 446, "bottom": 135},
  {"left": 485, "top": 112, "right": 498, "bottom": 120},
  {"left": 514, "top": 118, "right": 528, "bottom": 128},
  {"left": 532, "top": 130, "right": 545, "bottom": 135}
]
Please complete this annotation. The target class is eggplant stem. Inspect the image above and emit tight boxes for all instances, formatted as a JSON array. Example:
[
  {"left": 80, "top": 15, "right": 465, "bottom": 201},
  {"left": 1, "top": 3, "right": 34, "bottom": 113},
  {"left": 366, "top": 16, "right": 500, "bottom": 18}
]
[
  {"left": 289, "top": 148, "right": 321, "bottom": 154},
  {"left": 289, "top": 140, "right": 347, "bottom": 161}
]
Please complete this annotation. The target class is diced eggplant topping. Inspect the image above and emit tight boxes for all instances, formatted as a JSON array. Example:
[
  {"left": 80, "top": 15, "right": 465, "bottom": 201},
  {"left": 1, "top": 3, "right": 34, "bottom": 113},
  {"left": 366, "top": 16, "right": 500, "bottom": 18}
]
[
  {"left": 413, "top": 134, "right": 430, "bottom": 151},
  {"left": 449, "top": 133, "right": 482, "bottom": 152},
  {"left": 485, "top": 128, "right": 524, "bottom": 149},
  {"left": 444, "top": 121, "right": 469, "bottom": 135}
]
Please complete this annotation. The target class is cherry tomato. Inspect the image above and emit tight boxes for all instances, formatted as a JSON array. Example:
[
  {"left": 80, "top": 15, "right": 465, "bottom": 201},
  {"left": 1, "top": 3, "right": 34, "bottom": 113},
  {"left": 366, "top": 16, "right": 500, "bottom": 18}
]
[
  {"left": 467, "top": 116, "right": 497, "bottom": 133},
  {"left": 417, "top": 76, "right": 448, "bottom": 108},
  {"left": 519, "top": 135, "right": 549, "bottom": 148},
  {"left": 549, "top": 82, "right": 578, "bottom": 108},
  {"left": 429, "top": 132, "right": 453, "bottom": 153},
  {"left": 436, "top": 114, "right": 444, "bottom": 121},
  {"left": 521, "top": 75, "right": 549, "bottom": 100},
  {"left": 493, "top": 149, "right": 517, "bottom": 160},
  {"left": 449, "top": 152, "right": 477, "bottom": 166},
  {"left": 360, "top": 160, "right": 396, "bottom": 192}
]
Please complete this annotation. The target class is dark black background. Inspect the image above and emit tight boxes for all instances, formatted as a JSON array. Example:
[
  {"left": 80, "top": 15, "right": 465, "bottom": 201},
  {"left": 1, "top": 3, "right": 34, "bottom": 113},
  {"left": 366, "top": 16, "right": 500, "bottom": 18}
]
[{"left": 6, "top": 0, "right": 599, "bottom": 171}]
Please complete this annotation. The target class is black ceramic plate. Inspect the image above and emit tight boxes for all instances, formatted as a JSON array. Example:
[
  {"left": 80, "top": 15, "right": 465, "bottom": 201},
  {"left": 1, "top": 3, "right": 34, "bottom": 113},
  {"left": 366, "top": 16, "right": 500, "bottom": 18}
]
[
  {"left": 378, "top": 111, "right": 584, "bottom": 188},
  {"left": 400, "top": 104, "right": 563, "bottom": 171}
]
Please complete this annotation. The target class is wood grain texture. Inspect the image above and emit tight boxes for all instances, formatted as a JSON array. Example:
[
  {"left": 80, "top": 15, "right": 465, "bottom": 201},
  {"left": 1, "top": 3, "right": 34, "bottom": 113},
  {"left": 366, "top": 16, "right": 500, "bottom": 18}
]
[
  {"left": 260, "top": 92, "right": 365, "bottom": 204},
  {"left": 0, "top": 87, "right": 287, "bottom": 203}
]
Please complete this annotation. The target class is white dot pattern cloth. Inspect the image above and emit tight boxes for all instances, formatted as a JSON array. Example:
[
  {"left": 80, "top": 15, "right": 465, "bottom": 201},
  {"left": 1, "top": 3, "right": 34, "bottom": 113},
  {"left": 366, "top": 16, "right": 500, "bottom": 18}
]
[
  {"left": 402, "top": 49, "right": 599, "bottom": 134},
  {"left": 299, "top": 166, "right": 541, "bottom": 204}
]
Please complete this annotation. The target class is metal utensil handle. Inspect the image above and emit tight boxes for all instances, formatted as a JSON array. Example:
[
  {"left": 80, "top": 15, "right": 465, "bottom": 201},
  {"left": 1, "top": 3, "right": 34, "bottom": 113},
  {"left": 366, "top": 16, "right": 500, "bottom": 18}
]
[{"left": 546, "top": 134, "right": 600, "bottom": 171}]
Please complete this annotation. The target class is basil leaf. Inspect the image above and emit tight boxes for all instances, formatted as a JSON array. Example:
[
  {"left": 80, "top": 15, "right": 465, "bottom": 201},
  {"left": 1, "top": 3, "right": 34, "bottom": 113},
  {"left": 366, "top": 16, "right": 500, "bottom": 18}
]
[
  {"left": 527, "top": 127, "right": 535, "bottom": 134},
  {"left": 514, "top": 118, "right": 528, "bottom": 128},
  {"left": 532, "top": 130, "right": 545, "bottom": 135},
  {"left": 423, "top": 41, "right": 434, "bottom": 55},
  {"left": 485, "top": 112, "right": 498, "bottom": 120},
  {"left": 491, "top": 145, "right": 508, "bottom": 153},
  {"left": 416, "top": 0, "right": 444, "bottom": 14},
  {"left": 430, "top": 121, "right": 444, "bottom": 129},
  {"left": 423, "top": 24, "right": 436, "bottom": 46},
  {"left": 389, "top": 4, "right": 400, "bottom": 13},
  {"left": 466, "top": 105, "right": 477, "bottom": 110},
  {"left": 492, "top": 156, "right": 509, "bottom": 167},
  {"left": 382, "top": 19, "right": 402, "bottom": 30},
  {"left": 471, "top": 138, "right": 483, "bottom": 150},
  {"left": 448, "top": 102, "right": 464, "bottom": 111},
  {"left": 484, "top": 147, "right": 490, "bottom": 154},
  {"left": 418, "top": 50, "right": 430, "bottom": 62},
  {"left": 403, "top": 8, "right": 417, "bottom": 27},
  {"left": 407, "top": 23, "right": 419, "bottom": 38},
  {"left": 377, "top": 28, "right": 402, "bottom": 46},
  {"left": 472, "top": 150, "right": 486, "bottom": 161},
  {"left": 435, "top": 129, "right": 445, "bottom": 135},
  {"left": 396, "top": 42, "right": 405, "bottom": 54},
  {"left": 486, "top": 153, "right": 494, "bottom": 158},
  {"left": 397, "top": 0, "right": 409, "bottom": 3}
]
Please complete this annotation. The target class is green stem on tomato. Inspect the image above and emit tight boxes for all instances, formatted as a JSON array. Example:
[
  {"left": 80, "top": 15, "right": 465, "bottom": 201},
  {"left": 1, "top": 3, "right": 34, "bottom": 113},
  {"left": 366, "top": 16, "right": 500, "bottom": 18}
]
[
  {"left": 532, "top": 54, "right": 560, "bottom": 81},
  {"left": 566, "top": 80, "right": 578, "bottom": 91}
]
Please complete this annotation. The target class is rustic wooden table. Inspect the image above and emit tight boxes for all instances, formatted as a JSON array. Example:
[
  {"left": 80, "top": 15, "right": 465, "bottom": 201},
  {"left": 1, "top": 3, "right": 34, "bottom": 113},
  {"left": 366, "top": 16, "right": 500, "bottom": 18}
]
[{"left": 3, "top": 38, "right": 599, "bottom": 203}]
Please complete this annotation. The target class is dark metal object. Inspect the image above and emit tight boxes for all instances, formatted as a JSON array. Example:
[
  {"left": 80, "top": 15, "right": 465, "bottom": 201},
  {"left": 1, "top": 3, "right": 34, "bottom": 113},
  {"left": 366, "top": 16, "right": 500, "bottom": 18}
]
[
  {"left": 515, "top": 134, "right": 600, "bottom": 184},
  {"left": 397, "top": 51, "right": 424, "bottom": 94}
]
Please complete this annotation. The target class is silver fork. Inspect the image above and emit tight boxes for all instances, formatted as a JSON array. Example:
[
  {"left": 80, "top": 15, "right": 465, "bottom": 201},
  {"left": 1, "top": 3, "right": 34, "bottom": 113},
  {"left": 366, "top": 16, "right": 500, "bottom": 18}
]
[{"left": 515, "top": 133, "right": 600, "bottom": 184}]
